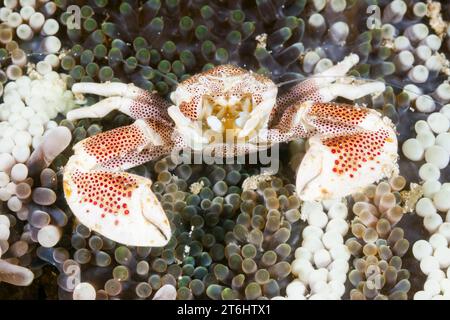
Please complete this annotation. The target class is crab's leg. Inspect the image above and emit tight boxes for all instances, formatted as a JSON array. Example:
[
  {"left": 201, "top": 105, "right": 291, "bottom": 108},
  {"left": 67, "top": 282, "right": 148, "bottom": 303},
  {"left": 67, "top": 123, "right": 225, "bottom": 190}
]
[
  {"left": 264, "top": 105, "right": 311, "bottom": 143},
  {"left": 63, "top": 118, "right": 181, "bottom": 247},
  {"left": 67, "top": 82, "right": 171, "bottom": 122},
  {"left": 70, "top": 118, "right": 175, "bottom": 169},
  {"left": 272, "top": 102, "right": 398, "bottom": 201},
  {"left": 270, "top": 54, "right": 385, "bottom": 125}
]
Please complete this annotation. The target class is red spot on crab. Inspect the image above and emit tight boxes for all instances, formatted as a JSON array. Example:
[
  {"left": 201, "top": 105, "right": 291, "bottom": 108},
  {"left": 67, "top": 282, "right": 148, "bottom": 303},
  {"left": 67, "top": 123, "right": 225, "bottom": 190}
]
[
  {"left": 71, "top": 170, "right": 138, "bottom": 218},
  {"left": 323, "top": 129, "right": 389, "bottom": 176}
]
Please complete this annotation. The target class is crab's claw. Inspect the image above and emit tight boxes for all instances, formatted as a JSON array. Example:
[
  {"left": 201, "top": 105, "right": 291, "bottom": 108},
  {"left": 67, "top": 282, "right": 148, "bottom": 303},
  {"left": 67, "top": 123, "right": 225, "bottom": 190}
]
[
  {"left": 267, "top": 54, "right": 396, "bottom": 201},
  {"left": 296, "top": 129, "right": 398, "bottom": 201},
  {"left": 63, "top": 119, "right": 176, "bottom": 247},
  {"left": 64, "top": 169, "right": 171, "bottom": 247},
  {"left": 294, "top": 103, "right": 398, "bottom": 201},
  {"left": 63, "top": 167, "right": 172, "bottom": 249}
]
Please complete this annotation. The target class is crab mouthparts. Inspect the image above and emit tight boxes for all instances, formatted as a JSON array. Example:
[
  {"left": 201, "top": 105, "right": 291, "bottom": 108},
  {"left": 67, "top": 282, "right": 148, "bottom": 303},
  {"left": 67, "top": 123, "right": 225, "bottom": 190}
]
[{"left": 201, "top": 94, "right": 255, "bottom": 142}]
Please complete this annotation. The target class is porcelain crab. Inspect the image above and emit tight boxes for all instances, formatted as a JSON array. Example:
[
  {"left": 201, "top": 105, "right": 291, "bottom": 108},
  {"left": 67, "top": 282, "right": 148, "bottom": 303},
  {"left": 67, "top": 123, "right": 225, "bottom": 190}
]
[{"left": 63, "top": 54, "right": 398, "bottom": 247}]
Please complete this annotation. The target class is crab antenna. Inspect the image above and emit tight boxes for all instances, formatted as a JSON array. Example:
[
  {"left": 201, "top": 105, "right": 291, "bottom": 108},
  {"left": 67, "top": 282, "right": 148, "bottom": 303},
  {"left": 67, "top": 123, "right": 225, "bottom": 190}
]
[
  {"left": 105, "top": 56, "right": 180, "bottom": 87},
  {"left": 145, "top": 66, "right": 180, "bottom": 86},
  {"left": 276, "top": 74, "right": 394, "bottom": 88},
  {"left": 131, "top": 62, "right": 178, "bottom": 86}
]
